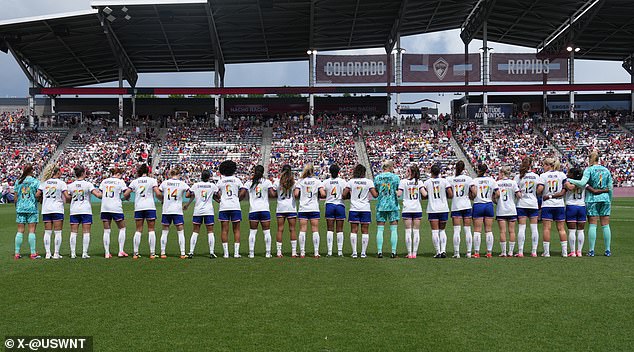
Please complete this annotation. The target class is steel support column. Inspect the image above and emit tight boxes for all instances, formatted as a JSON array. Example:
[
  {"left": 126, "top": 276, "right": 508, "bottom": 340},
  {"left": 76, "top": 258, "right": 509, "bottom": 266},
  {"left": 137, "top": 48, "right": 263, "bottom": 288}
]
[
  {"left": 118, "top": 68, "right": 124, "bottom": 128},
  {"left": 395, "top": 35, "right": 402, "bottom": 126},
  {"left": 214, "top": 65, "right": 221, "bottom": 127},
  {"left": 482, "top": 21, "right": 489, "bottom": 125},
  {"left": 308, "top": 51, "right": 315, "bottom": 126},
  {"left": 569, "top": 50, "right": 575, "bottom": 120}
]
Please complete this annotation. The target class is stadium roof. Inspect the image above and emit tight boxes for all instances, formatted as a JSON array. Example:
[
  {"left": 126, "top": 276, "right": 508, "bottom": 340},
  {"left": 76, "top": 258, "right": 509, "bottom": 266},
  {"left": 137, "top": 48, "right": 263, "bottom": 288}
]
[{"left": 0, "top": 0, "right": 632, "bottom": 87}]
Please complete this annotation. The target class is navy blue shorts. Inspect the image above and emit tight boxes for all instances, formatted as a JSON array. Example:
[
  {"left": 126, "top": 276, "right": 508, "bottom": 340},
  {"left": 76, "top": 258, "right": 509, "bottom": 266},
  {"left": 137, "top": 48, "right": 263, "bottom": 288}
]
[
  {"left": 101, "top": 212, "right": 124, "bottom": 222},
  {"left": 451, "top": 208, "right": 473, "bottom": 218},
  {"left": 496, "top": 215, "right": 517, "bottom": 221},
  {"left": 134, "top": 209, "right": 157, "bottom": 220},
  {"left": 162, "top": 214, "right": 184, "bottom": 226},
  {"left": 565, "top": 205, "right": 587, "bottom": 223},
  {"left": 473, "top": 203, "right": 495, "bottom": 219},
  {"left": 193, "top": 215, "right": 214, "bottom": 225},
  {"left": 219, "top": 210, "right": 242, "bottom": 222},
  {"left": 349, "top": 211, "right": 372, "bottom": 224},
  {"left": 325, "top": 203, "right": 346, "bottom": 220},
  {"left": 70, "top": 214, "right": 92, "bottom": 225},
  {"left": 249, "top": 211, "right": 271, "bottom": 222},
  {"left": 42, "top": 213, "right": 64, "bottom": 222},
  {"left": 428, "top": 212, "right": 449, "bottom": 222},
  {"left": 402, "top": 212, "right": 423, "bottom": 219},
  {"left": 276, "top": 212, "right": 297, "bottom": 218},
  {"left": 542, "top": 206, "right": 565, "bottom": 221},
  {"left": 517, "top": 208, "right": 539, "bottom": 218},
  {"left": 298, "top": 211, "right": 320, "bottom": 220}
]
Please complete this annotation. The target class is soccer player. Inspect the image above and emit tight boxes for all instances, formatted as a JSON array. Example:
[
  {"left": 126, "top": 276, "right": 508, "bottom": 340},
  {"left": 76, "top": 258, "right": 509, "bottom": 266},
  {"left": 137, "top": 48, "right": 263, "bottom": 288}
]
[
  {"left": 271, "top": 164, "right": 298, "bottom": 257},
  {"left": 469, "top": 163, "right": 499, "bottom": 258},
  {"left": 323, "top": 164, "right": 346, "bottom": 257},
  {"left": 13, "top": 164, "right": 41, "bottom": 259},
  {"left": 184, "top": 170, "right": 219, "bottom": 258},
  {"left": 397, "top": 164, "right": 426, "bottom": 259},
  {"left": 448, "top": 160, "right": 473, "bottom": 258},
  {"left": 494, "top": 166, "right": 520, "bottom": 257},
  {"left": 217, "top": 160, "right": 247, "bottom": 258},
  {"left": 37, "top": 165, "right": 69, "bottom": 259},
  {"left": 564, "top": 167, "right": 586, "bottom": 257},
  {"left": 423, "top": 164, "right": 453, "bottom": 258},
  {"left": 568, "top": 150, "right": 614, "bottom": 257},
  {"left": 98, "top": 168, "right": 128, "bottom": 259},
  {"left": 157, "top": 168, "right": 190, "bottom": 259},
  {"left": 244, "top": 165, "right": 274, "bottom": 258},
  {"left": 344, "top": 164, "right": 378, "bottom": 258},
  {"left": 514, "top": 157, "right": 544, "bottom": 257},
  {"left": 374, "top": 160, "right": 401, "bottom": 258},
  {"left": 294, "top": 163, "right": 325, "bottom": 258},
  {"left": 68, "top": 166, "right": 102, "bottom": 259},
  {"left": 124, "top": 164, "right": 160, "bottom": 259},
  {"left": 540, "top": 158, "right": 568, "bottom": 257}
]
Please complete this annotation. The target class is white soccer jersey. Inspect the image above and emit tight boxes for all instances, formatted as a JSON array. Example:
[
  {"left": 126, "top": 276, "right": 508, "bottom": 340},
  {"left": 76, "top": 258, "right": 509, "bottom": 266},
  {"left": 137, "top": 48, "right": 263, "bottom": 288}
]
[
  {"left": 496, "top": 179, "right": 520, "bottom": 216},
  {"left": 273, "top": 180, "right": 297, "bottom": 214},
  {"left": 514, "top": 172, "right": 544, "bottom": 209},
  {"left": 244, "top": 179, "right": 273, "bottom": 213},
  {"left": 448, "top": 175, "right": 473, "bottom": 211},
  {"left": 347, "top": 178, "right": 375, "bottom": 212},
  {"left": 471, "top": 177, "right": 499, "bottom": 204},
  {"left": 128, "top": 176, "right": 158, "bottom": 211},
  {"left": 323, "top": 177, "right": 346, "bottom": 206},
  {"left": 217, "top": 176, "right": 245, "bottom": 212},
  {"left": 541, "top": 171, "right": 567, "bottom": 207},
  {"left": 69, "top": 180, "right": 95, "bottom": 215},
  {"left": 159, "top": 179, "right": 190, "bottom": 215},
  {"left": 99, "top": 177, "right": 127, "bottom": 214},
  {"left": 564, "top": 182, "right": 586, "bottom": 207},
  {"left": 190, "top": 181, "right": 219, "bottom": 216},
  {"left": 39, "top": 178, "right": 67, "bottom": 215},
  {"left": 424, "top": 177, "right": 451, "bottom": 214},
  {"left": 398, "top": 178, "right": 424, "bottom": 213},
  {"left": 295, "top": 177, "right": 323, "bottom": 213}
]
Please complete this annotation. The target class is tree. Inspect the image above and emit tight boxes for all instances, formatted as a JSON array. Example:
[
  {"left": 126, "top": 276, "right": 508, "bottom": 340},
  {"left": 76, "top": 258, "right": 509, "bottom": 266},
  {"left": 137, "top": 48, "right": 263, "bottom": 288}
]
[
  {"left": 343, "top": 92, "right": 352, "bottom": 97},
  {"left": 168, "top": 94, "right": 185, "bottom": 99}
]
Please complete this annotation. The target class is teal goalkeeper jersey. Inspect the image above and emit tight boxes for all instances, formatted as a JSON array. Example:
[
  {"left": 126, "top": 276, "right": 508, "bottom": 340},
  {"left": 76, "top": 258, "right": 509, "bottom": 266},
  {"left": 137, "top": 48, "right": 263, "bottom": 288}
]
[
  {"left": 374, "top": 172, "right": 400, "bottom": 211},
  {"left": 569, "top": 165, "right": 613, "bottom": 204},
  {"left": 14, "top": 176, "right": 40, "bottom": 214}
]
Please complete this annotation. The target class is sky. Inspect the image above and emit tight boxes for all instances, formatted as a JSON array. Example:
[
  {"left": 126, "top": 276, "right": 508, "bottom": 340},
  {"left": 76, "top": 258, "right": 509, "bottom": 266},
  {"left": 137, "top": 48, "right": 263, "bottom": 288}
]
[{"left": 0, "top": 0, "right": 631, "bottom": 113}]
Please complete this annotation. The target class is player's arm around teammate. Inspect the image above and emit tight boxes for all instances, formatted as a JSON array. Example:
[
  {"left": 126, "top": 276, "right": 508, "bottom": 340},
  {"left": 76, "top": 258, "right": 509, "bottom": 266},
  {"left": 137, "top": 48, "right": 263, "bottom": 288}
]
[
  {"left": 68, "top": 166, "right": 101, "bottom": 259},
  {"left": 423, "top": 164, "right": 453, "bottom": 258},
  {"left": 244, "top": 165, "right": 274, "bottom": 258},
  {"left": 539, "top": 158, "right": 569, "bottom": 257},
  {"left": 343, "top": 164, "right": 378, "bottom": 258},
  {"left": 469, "top": 163, "right": 499, "bottom": 258},
  {"left": 156, "top": 168, "right": 190, "bottom": 259},
  {"left": 564, "top": 167, "right": 586, "bottom": 257},
  {"left": 323, "top": 164, "right": 346, "bottom": 257},
  {"left": 13, "top": 164, "right": 41, "bottom": 259},
  {"left": 36, "top": 165, "right": 68, "bottom": 259},
  {"left": 494, "top": 166, "right": 521, "bottom": 257},
  {"left": 123, "top": 164, "right": 160, "bottom": 259},
  {"left": 217, "top": 160, "right": 248, "bottom": 258},
  {"left": 293, "top": 163, "right": 325, "bottom": 258},
  {"left": 448, "top": 161, "right": 473, "bottom": 258},
  {"left": 185, "top": 170, "right": 219, "bottom": 259},
  {"left": 97, "top": 168, "right": 129, "bottom": 258},
  {"left": 271, "top": 165, "right": 298, "bottom": 257},
  {"left": 397, "top": 164, "right": 426, "bottom": 259},
  {"left": 514, "top": 157, "right": 545, "bottom": 257}
]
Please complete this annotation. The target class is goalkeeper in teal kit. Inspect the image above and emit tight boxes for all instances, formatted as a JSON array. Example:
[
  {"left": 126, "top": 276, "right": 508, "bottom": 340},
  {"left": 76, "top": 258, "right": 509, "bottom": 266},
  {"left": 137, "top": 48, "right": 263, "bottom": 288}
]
[
  {"left": 568, "top": 150, "right": 614, "bottom": 257},
  {"left": 374, "top": 160, "right": 401, "bottom": 258}
]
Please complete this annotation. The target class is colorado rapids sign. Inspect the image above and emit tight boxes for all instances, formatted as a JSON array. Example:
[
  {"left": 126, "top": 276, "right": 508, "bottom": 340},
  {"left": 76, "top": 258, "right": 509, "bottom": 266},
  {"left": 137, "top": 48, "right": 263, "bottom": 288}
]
[
  {"left": 402, "top": 54, "right": 481, "bottom": 83},
  {"left": 490, "top": 53, "right": 568, "bottom": 82},
  {"left": 316, "top": 54, "right": 392, "bottom": 84}
]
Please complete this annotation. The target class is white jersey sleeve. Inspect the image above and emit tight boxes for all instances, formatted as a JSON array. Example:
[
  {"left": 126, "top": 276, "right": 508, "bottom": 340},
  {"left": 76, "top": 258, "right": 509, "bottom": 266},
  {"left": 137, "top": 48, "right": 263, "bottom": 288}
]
[
  {"left": 425, "top": 178, "right": 450, "bottom": 213},
  {"left": 348, "top": 178, "right": 374, "bottom": 212},
  {"left": 129, "top": 177, "right": 158, "bottom": 211},
  {"left": 245, "top": 179, "right": 272, "bottom": 213},
  {"left": 274, "top": 180, "right": 297, "bottom": 214},
  {"left": 100, "top": 178, "right": 126, "bottom": 214},
  {"left": 191, "top": 182, "right": 218, "bottom": 216},
  {"left": 496, "top": 179, "right": 519, "bottom": 216},
  {"left": 399, "top": 179, "right": 423, "bottom": 213},
  {"left": 40, "top": 178, "right": 67, "bottom": 215},
  {"left": 296, "top": 177, "right": 323, "bottom": 213},
  {"left": 69, "top": 180, "right": 95, "bottom": 215},
  {"left": 449, "top": 175, "right": 473, "bottom": 211},
  {"left": 324, "top": 178, "right": 345, "bottom": 205},
  {"left": 160, "top": 179, "right": 190, "bottom": 215}
]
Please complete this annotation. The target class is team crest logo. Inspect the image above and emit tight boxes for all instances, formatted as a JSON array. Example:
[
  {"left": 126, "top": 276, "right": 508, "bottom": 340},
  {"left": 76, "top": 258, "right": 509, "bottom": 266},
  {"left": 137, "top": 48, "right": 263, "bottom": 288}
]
[{"left": 433, "top": 57, "right": 449, "bottom": 80}]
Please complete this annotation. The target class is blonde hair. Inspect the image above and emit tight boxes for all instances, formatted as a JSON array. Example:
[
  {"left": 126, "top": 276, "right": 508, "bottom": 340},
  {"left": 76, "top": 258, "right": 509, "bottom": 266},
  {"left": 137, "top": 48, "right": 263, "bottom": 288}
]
[
  {"left": 169, "top": 167, "right": 181, "bottom": 178},
  {"left": 41, "top": 164, "right": 60, "bottom": 181},
  {"left": 382, "top": 160, "right": 394, "bottom": 171},
  {"left": 500, "top": 165, "right": 512, "bottom": 178},
  {"left": 589, "top": 149, "right": 600, "bottom": 165},
  {"left": 301, "top": 163, "right": 314, "bottom": 179}
]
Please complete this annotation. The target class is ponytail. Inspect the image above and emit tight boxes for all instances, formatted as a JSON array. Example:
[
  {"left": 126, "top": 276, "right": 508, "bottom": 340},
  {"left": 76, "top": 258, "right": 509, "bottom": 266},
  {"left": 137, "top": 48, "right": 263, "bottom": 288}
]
[
  {"left": 18, "top": 164, "right": 33, "bottom": 184},
  {"left": 519, "top": 157, "right": 532, "bottom": 179},
  {"left": 251, "top": 165, "right": 265, "bottom": 189},
  {"left": 455, "top": 160, "right": 465, "bottom": 177}
]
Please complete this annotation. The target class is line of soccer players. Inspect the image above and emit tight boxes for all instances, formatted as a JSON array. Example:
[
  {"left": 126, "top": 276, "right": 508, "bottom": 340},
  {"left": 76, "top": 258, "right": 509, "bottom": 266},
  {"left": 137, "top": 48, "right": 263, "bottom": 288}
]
[{"left": 11, "top": 149, "right": 614, "bottom": 260}]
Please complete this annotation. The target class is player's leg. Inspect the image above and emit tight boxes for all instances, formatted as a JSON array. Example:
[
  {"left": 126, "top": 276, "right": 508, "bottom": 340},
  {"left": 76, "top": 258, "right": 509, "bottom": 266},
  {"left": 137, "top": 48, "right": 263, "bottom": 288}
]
[
  {"left": 472, "top": 217, "right": 483, "bottom": 257},
  {"left": 81, "top": 223, "right": 91, "bottom": 259},
  {"left": 160, "top": 217, "right": 170, "bottom": 258},
  {"left": 376, "top": 219, "right": 385, "bottom": 257},
  {"left": 484, "top": 217, "right": 494, "bottom": 258},
  {"left": 508, "top": 219, "right": 516, "bottom": 256},
  {"left": 556, "top": 220, "right": 568, "bottom": 257},
  {"left": 248, "top": 219, "right": 259, "bottom": 258},
  {"left": 115, "top": 219, "right": 128, "bottom": 257},
  {"left": 147, "top": 219, "right": 157, "bottom": 258},
  {"left": 70, "top": 222, "right": 79, "bottom": 259},
  {"left": 15, "top": 222, "right": 25, "bottom": 259},
  {"left": 542, "top": 218, "right": 552, "bottom": 257},
  {"left": 205, "top": 223, "right": 216, "bottom": 258},
  {"left": 430, "top": 220, "right": 441, "bottom": 257},
  {"left": 361, "top": 222, "right": 370, "bottom": 258},
  {"left": 403, "top": 217, "right": 413, "bottom": 258},
  {"left": 28, "top": 222, "right": 39, "bottom": 259},
  {"left": 310, "top": 217, "right": 320, "bottom": 258},
  {"left": 52, "top": 219, "right": 63, "bottom": 259},
  {"left": 438, "top": 219, "right": 447, "bottom": 257},
  {"left": 189, "top": 221, "right": 201, "bottom": 258},
  {"left": 176, "top": 223, "right": 186, "bottom": 258},
  {"left": 220, "top": 220, "right": 230, "bottom": 258},
  {"left": 288, "top": 216, "right": 298, "bottom": 257},
  {"left": 232, "top": 220, "right": 241, "bottom": 258},
  {"left": 498, "top": 219, "right": 508, "bottom": 257},
  {"left": 335, "top": 219, "right": 344, "bottom": 257},
  {"left": 326, "top": 218, "right": 334, "bottom": 257},
  {"left": 43, "top": 219, "right": 53, "bottom": 258},
  {"left": 451, "top": 215, "right": 462, "bottom": 258},
  {"left": 276, "top": 216, "right": 285, "bottom": 257},
  {"left": 412, "top": 218, "right": 421, "bottom": 258},
  {"left": 566, "top": 220, "right": 577, "bottom": 257},
  {"left": 600, "top": 215, "right": 611, "bottom": 256},
  {"left": 298, "top": 217, "right": 308, "bottom": 257},
  {"left": 102, "top": 218, "right": 112, "bottom": 258},
  {"left": 262, "top": 220, "right": 272, "bottom": 258},
  {"left": 576, "top": 221, "right": 585, "bottom": 257},
  {"left": 133, "top": 219, "right": 144, "bottom": 258},
  {"left": 587, "top": 216, "right": 598, "bottom": 256},
  {"left": 516, "top": 215, "right": 527, "bottom": 257},
  {"left": 350, "top": 222, "right": 359, "bottom": 258},
  {"left": 463, "top": 216, "right": 473, "bottom": 258}
]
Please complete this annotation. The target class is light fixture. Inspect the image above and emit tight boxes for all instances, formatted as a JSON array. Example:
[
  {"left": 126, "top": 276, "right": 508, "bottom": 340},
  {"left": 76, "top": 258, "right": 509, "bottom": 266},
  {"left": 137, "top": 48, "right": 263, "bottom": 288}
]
[
  {"left": 107, "top": 15, "right": 116, "bottom": 22},
  {"left": 125, "top": 14, "right": 131, "bottom": 20},
  {"left": 567, "top": 46, "right": 573, "bottom": 52},
  {"left": 567, "top": 45, "right": 581, "bottom": 53},
  {"left": 103, "top": 6, "right": 112, "bottom": 14},
  {"left": 575, "top": 47, "right": 581, "bottom": 52},
  {"left": 479, "top": 46, "right": 494, "bottom": 53},
  {"left": 121, "top": 6, "right": 128, "bottom": 12},
  {"left": 307, "top": 49, "right": 317, "bottom": 55}
]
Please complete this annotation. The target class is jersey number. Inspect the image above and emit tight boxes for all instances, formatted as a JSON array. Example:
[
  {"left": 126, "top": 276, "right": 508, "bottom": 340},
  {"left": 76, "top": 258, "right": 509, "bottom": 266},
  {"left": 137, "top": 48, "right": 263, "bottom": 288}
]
[
  {"left": 104, "top": 186, "right": 115, "bottom": 199},
  {"left": 72, "top": 190, "right": 85, "bottom": 202},
  {"left": 167, "top": 188, "right": 178, "bottom": 201},
  {"left": 408, "top": 187, "right": 419, "bottom": 200}
]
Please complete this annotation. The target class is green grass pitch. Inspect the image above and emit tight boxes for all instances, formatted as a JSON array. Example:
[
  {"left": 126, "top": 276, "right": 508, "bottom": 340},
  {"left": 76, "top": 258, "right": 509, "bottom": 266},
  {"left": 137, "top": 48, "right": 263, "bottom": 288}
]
[{"left": 1, "top": 199, "right": 633, "bottom": 351}]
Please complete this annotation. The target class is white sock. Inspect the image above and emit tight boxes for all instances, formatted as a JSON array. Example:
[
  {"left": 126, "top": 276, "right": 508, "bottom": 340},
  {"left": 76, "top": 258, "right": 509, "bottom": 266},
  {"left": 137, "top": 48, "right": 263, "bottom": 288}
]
[
  {"left": 465, "top": 227, "right": 473, "bottom": 254},
  {"left": 500, "top": 241, "right": 507, "bottom": 256},
  {"left": 248, "top": 229, "right": 257, "bottom": 254},
  {"left": 577, "top": 229, "right": 585, "bottom": 252},
  {"left": 190, "top": 232, "right": 199, "bottom": 254},
  {"left": 530, "top": 223, "right": 539, "bottom": 254},
  {"left": 82, "top": 233, "right": 90, "bottom": 255},
  {"left": 177, "top": 230, "right": 186, "bottom": 256},
  {"left": 148, "top": 231, "right": 156, "bottom": 255},
  {"left": 350, "top": 233, "right": 358, "bottom": 255},
  {"left": 234, "top": 242, "right": 240, "bottom": 257},
  {"left": 509, "top": 242, "right": 515, "bottom": 256},
  {"left": 440, "top": 229, "right": 447, "bottom": 253},
  {"left": 118, "top": 228, "right": 126, "bottom": 253},
  {"left": 160, "top": 230, "right": 168, "bottom": 255},
  {"left": 54, "top": 230, "right": 62, "bottom": 255},
  {"left": 336, "top": 232, "right": 344, "bottom": 253},
  {"left": 452, "top": 226, "right": 461, "bottom": 255},
  {"left": 222, "top": 242, "right": 229, "bottom": 256},
  {"left": 326, "top": 231, "right": 333, "bottom": 255},
  {"left": 361, "top": 234, "right": 369, "bottom": 255},
  {"left": 103, "top": 229, "right": 111, "bottom": 255},
  {"left": 312, "top": 232, "right": 320, "bottom": 256},
  {"left": 299, "top": 232, "right": 306, "bottom": 254},
  {"left": 543, "top": 241, "right": 550, "bottom": 255},
  {"left": 264, "top": 230, "right": 272, "bottom": 254},
  {"left": 404, "top": 228, "right": 412, "bottom": 255},
  {"left": 133, "top": 231, "right": 141, "bottom": 254},
  {"left": 568, "top": 229, "right": 576, "bottom": 254},
  {"left": 431, "top": 230, "right": 440, "bottom": 254},
  {"left": 413, "top": 229, "right": 420, "bottom": 255},
  {"left": 561, "top": 241, "right": 568, "bottom": 257},
  {"left": 473, "top": 232, "right": 481, "bottom": 253},
  {"left": 70, "top": 232, "right": 77, "bottom": 256},
  {"left": 485, "top": 232, "right": 494, "bottom": 253},
  {"left": 44, "top": 230, "right": 52, "bottom": 256},
  {"left": 208, "top": 233, "right": 215, "bottom": 254},
  {"left": 517, "top": 224, "right": 526, "bottom": 254},
  {"left": 291, "top": 240, "right": 297, "bottom": 256},
  {"left": 276, "top": 241, "right": 283, "bottom": 255}
]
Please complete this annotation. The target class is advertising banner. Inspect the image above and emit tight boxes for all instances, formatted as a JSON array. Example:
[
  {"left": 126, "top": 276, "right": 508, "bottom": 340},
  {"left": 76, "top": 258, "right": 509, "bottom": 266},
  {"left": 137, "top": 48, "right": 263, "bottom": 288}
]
[
  {"left": 490, "top": 53, "right": 568, "bottom": 82},
  {"left": 465, "top": 103, "right": 514, "bottom": 119},
  {"left": 402, "top": 53, "right": 480, "bottom": 82},
  {"left": 316, "top": 54, "right": 392, "bottom": 84}
]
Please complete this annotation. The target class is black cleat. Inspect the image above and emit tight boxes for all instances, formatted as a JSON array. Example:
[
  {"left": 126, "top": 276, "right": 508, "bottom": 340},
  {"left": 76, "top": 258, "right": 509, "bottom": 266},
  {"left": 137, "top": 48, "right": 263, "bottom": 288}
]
[
  {"left": 433, "top": 253, "right": 442, "bottom": 258},
  {"left": 440, "top": 252, "right": 447, "bottom": 258},
  {"left": 390, "top": 252, "right": 397, "bottom": 258},
  {"left": 187, "top": 253, "right": 194, "bottom": 259},
  {"left": 209, "top": 253, "right": 217, "bottom": 259},
  {"left": 377, "top": 253, "right": 383, "bottom": 258}
]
